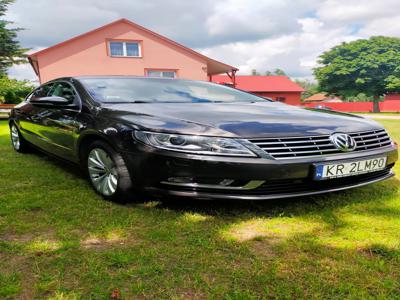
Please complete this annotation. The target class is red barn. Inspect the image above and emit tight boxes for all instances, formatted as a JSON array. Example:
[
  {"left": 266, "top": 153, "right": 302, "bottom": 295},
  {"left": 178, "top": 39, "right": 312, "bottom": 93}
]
[
  {"left": 384, "top": 93, "right": 400, "bottom": 101},
  {"left": 212, "top": 75, "right": 304, "bottom": 105}
]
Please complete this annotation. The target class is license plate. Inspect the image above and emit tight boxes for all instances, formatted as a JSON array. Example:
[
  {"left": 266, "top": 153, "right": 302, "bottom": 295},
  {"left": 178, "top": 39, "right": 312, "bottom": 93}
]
[{"left": 315, "top": 156, "right": 387, "bottom": 180}]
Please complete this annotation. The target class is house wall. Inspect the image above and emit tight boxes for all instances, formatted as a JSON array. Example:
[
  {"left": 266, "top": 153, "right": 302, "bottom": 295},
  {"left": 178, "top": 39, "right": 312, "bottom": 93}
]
[
  {"left": 254, "top": 92, "right": 301, "bottom": 105},
  {"left": 36, "top": 22, "right": 208, "bottom": 83}
]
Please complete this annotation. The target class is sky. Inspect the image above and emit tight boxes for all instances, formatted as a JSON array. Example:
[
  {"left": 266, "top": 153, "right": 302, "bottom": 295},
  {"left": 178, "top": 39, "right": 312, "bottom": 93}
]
[{"left": 6, "top": 0, "right": 400, "bottom": 82}]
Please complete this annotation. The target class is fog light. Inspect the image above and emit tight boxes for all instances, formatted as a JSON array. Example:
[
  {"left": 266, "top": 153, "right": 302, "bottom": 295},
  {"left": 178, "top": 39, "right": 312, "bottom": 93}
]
[{"left": 219, "top": 179, "right": 235, "bottom": 186}]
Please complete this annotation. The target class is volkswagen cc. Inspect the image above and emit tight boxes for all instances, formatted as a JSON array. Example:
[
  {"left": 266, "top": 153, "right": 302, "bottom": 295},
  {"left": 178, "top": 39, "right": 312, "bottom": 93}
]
[{"left": 9, "top": 76, "right": 398, "bottom": 202}]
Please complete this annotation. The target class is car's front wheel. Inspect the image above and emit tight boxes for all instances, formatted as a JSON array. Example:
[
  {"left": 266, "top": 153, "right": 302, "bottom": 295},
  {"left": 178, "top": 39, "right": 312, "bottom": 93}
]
[
  {"left": 10, "top": 123, "right": 30, "bottom": 153},
  {"left": 85, "top": 140, "right": 134, "bottom": 203}
]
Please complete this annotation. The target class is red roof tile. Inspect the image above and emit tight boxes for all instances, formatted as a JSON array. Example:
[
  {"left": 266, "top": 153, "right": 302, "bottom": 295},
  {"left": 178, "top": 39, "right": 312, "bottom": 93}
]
[{"left": 212, "top": 75, "right": 305, "bottom": 92}]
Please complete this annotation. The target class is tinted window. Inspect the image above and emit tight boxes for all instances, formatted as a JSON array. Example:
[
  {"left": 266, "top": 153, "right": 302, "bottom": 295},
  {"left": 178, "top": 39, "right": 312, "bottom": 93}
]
[
  {"left": 109, "top": 41, "right": 140, "bottom": 57},
  {"left": 49, "top": 82, "right": 76, "bottom": 102},
  {"left": 31, "top": 83, "right": 53, "bottom": 101},
  {"left": 126, "top": 42, "right": 139, "bottom": 56},
  {"left": 79, "top": 78, "right": 266, "bottom": 103},
  {"left": 109, "top": 42, "right": 123, "bottom": 56}
]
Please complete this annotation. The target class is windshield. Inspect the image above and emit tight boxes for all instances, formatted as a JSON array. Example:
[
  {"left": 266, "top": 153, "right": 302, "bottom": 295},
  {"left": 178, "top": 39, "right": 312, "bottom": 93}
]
[{"left": 79, "top": 77, "right": 267, "bottom": 103}]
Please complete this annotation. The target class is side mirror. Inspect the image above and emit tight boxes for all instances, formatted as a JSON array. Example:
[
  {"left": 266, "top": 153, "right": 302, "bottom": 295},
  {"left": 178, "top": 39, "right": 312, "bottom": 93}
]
[{"left": 31, "top": 96, "right": 72, "bottom": 105}]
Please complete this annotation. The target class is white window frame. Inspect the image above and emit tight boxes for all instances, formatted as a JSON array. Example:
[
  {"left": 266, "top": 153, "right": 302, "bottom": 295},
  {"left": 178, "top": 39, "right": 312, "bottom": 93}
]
[
  {"left": 108, "top": 41, "right": 142, "bottom": 57},
  {"left": 146, "top": 70, "right": 177, "bottom": 78}
]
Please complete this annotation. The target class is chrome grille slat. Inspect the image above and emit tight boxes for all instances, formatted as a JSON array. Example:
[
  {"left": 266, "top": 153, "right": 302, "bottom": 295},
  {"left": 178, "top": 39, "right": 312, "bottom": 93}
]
[
  {"left": 262, "top": 144, "right": 336, "bottom": 150},
  {"left": 350, "top": 131, "right": 386, "bottom": 138},
  {"left": 270, "top": 149, "right": 340, "bottom": 155},
  {"left": 354, "top": 136, "right": 390, "bottom": 143},
  {"left": 249, "top": 129, "right": 392, "bottom": 160},
  {"left": 255, "top": 139, "right": 331, "bottom": 145},
  {"left": 355, "top": 141, "right": 391, "bottom": 148}
]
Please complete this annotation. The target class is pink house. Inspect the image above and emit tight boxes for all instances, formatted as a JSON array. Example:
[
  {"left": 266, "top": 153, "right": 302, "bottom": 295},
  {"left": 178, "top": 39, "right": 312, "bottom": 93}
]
[{"left": 28, "top": 18, "right": 238, "bottom": 83}]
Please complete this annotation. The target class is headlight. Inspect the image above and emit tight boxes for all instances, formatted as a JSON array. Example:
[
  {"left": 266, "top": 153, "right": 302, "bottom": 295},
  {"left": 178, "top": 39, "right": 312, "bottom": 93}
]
[{"left": 134, "top": 131, "right": 256, "bottom": 157}]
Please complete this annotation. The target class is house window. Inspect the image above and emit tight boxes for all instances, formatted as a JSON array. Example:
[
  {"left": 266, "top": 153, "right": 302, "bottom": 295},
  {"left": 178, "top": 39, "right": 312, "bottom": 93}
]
[
  {"left": 146, "top": 70, "right": 177, "bottom": 78},
  {"left": 109, "top": 41, "right": 141, "bottom": 57}
]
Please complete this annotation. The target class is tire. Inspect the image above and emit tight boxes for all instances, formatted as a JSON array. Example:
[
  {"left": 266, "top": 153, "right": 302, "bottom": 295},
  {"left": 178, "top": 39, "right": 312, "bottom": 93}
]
[
  {"left": 84, "top": 140, "right": 134, "bottom": 203},
  {"left": 10, "top": 123, "right": 30, "bottom": 153}
]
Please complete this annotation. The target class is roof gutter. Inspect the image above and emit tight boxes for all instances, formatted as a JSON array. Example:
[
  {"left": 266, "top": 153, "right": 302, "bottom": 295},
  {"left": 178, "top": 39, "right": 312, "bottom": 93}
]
[
  {"left": 28, "top": 56, "right": 41, "bottom": 82},
  {"left": 28, "top": 56, "right": 39, "bottom": 76}
]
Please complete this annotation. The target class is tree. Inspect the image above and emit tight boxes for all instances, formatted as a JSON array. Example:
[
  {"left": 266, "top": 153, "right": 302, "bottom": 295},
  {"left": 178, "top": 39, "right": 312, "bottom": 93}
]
[
  {"left": 0, "top": 76, "right": 33, "bottom": 104},
  {"left": 0, "top": 0, "right": 28, "bottom": 75},
  {"left": 263, "top": 69, "right": 287, "bottom": 76},
  {"left": 344, "top": 93, "right": 384, "bottom": 102},
  {"left": 294, "top": 79, "right": 319, "bottom": 100},
  {"left": 251, "top": 69, "right": 260, "bottom": 75},
  {"left": 273, "top": 68, "right": 286, "bottom": 76},
  {"left": 314, "top": 36, "right": 400, "bottom": 112}
]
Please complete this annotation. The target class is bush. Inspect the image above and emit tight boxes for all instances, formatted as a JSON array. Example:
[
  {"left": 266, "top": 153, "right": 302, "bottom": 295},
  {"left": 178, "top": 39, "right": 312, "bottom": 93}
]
[{"left": 0, "top": 76, "right": 34, "bottom": 104}]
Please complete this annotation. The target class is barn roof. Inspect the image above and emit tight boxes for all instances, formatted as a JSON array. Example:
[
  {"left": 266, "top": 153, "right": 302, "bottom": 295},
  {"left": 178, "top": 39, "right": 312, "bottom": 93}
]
[{"left": 212, "top": 75, "right": 305, "bottom": 92}]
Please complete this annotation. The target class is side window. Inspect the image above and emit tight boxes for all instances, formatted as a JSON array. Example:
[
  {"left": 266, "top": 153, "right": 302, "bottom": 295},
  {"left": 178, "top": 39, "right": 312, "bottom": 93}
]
[
  {"left": 146, "top": 70, "right": 177, "bottom": 78},
  {"left": 48, "top": 82, "right": 77, "bottom": 102},
  {"left": 30, "top": 84, "right": 53, "bottom": 101}
]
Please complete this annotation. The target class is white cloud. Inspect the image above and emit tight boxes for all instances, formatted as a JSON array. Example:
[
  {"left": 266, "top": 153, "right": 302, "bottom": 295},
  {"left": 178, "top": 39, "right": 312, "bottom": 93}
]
[
  {"left": 359, "top": 16, "right": 400, "bottom": 36},
  {"left": 316, "top": 0, "right": 400, "bottom": 23},
  {"left": 8, "top": 64, "right": 38, "bottom": 83},
  {"left": 206, "top": 0, "right": 316, "bottom": 39},
  {"left": 199, "top": 17, "right": 360, "bottom": 78}
]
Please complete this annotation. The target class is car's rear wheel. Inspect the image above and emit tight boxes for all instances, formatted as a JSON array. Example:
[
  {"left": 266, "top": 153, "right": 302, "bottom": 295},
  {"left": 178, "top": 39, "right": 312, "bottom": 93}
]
[
  {"left": 10, "top": 123, "right": 30, "bottom": 153},
  {"left": 85, "top": 140, "right": 134, "bottom": 203}
]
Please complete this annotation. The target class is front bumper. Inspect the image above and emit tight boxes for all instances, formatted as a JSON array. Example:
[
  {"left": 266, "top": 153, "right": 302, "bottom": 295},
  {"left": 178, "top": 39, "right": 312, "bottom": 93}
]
[{"left": 123, "top": 144, "right": 398, "bottom": 200}]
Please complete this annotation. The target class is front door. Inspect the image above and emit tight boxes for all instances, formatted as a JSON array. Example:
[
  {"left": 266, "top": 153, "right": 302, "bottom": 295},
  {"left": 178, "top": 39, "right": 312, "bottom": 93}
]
[{"left": 37, "top": 81, "right": 81, "bottom": 160}]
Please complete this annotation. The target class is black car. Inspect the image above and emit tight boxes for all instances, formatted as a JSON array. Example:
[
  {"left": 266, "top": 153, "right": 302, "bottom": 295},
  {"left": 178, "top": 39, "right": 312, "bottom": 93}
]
[{"left": 9, "top": 76, "right": 398, "bottom": 202}]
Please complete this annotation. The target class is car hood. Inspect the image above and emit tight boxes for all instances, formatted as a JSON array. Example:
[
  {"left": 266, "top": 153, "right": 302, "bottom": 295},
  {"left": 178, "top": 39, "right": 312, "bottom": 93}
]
[{"left": 101, "top": 101, "right": 382, "bottom": 138}]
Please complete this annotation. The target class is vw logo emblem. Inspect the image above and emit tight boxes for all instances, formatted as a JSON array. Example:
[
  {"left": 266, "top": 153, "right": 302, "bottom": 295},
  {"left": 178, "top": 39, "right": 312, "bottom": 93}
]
[{"left": 330, "top": 133, "right": 357, "bottom": 152}]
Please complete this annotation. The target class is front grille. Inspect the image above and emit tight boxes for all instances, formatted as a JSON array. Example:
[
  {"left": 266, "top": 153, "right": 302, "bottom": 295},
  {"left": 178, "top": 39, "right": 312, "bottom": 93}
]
[{"left": 249, "top": 129, "right": 392, "bottom": 160}]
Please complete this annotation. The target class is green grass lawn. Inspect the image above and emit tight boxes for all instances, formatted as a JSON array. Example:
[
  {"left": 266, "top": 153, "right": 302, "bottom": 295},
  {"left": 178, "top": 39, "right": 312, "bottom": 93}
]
[
  {"left": 0, "top": 119, "right": 399, "bottom": 299},
  {"left": 356, "top": 113, "right": 400, "bottom": 117}
]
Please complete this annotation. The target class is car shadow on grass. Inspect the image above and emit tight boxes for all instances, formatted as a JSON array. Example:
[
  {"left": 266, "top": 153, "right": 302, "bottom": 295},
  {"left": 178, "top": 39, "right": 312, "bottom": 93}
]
[{"left": 151, "top": 177, "right": 400, "bottom": 217}]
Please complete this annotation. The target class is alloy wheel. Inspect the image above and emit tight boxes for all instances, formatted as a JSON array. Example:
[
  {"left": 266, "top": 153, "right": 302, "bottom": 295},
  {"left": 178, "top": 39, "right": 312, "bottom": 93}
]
[
  {"left": 11, "top": 125, "right": 20, "bottom": 150},
  {"left": 87, "top": 148, "right": 118, "bottom": 196}
]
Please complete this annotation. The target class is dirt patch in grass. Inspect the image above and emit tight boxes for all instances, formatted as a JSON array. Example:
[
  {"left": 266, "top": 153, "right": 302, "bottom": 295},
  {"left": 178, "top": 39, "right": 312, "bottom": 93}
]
[
  {"left": 81, "top": 231, "right": 139, "bottom": 250},
  {"left": 81, "top": 236, "right": 127, "bottom": 249},
  {"left": 1, "top": 232, "right": 36, "bottom": 243},
  {"left": 248, "top": 239, "right": 280, "bottom": 259},
  {"left": 174, "top": 288, "right": 206, "bottom": 300},
  {"left": 229, "top": 223, "right": 271, "bottom": 242}
]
